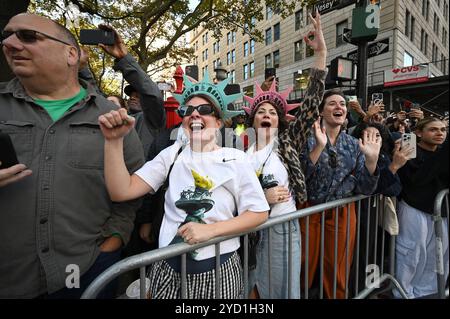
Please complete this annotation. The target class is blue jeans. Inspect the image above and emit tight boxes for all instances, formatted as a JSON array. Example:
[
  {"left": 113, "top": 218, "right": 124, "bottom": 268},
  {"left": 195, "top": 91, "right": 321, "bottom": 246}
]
[
  {"left": 44, "top": 249, "right": 122, "bottom": 299},
  {"left": 249, "top": 220, "right": 301, "bottom": 299}
]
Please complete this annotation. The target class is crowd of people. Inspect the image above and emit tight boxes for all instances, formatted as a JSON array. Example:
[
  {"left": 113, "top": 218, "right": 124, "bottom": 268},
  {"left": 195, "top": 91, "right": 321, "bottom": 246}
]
[{"left": 0, "top": 11, "right": 448, "bottom": 300}]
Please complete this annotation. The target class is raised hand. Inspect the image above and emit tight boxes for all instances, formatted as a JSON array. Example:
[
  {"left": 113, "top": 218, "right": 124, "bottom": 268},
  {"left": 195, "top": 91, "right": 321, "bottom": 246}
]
[
  {"left": 304, "top": 12, "right": 326, "bottom": 54},
  {"left": 389, "top": 142, "right": 414, "bottom": 174},
  {"left": 313, "top": 118, "right": 327, "bottom": 148},
  {"left": 98, "top": 24, "right": 128, "bottom": 59},
  {"left": 98, "top": 108, "right": 135, "bottom": 140},
  {"left": 358, "top": 129, "right": 381, "bottom": 162}
]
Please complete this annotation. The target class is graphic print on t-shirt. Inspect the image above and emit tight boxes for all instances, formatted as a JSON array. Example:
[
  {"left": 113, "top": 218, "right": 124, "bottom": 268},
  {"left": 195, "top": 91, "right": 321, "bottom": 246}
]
[{"left": 169, "top": 169, "right": 215, "bottom": 259}]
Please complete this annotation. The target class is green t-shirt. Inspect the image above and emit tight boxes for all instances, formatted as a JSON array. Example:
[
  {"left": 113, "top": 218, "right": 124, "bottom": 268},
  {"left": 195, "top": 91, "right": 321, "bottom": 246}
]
[{"left": 34, "top": 87, "right": 87, "bottom": 121}]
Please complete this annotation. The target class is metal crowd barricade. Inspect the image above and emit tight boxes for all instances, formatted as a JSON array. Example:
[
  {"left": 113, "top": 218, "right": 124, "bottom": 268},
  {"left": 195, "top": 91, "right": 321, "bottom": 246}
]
[
  {"left": 81, "top": 194, "right": 406, "bottom": 299},
  {"left": 433, "top": 188, "right": 449, "bottom": 299}
]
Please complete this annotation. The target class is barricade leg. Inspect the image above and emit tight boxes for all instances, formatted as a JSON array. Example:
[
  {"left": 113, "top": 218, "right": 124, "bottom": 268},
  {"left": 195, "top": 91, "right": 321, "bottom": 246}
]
[{"left": 300, "top": 212, "right": 322, "bottom": 292}]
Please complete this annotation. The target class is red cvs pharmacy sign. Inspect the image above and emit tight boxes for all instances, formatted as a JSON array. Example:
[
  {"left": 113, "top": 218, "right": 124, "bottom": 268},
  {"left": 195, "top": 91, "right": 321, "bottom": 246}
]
[{"left": 384, "top": 64, "right": 429, "bottom": 87}]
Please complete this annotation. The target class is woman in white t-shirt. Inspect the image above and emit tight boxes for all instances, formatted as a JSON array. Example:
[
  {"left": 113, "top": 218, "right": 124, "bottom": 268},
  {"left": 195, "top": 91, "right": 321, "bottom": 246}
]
[
  {"left": 243, "top": 12, "right": 328, "bottom": 299},
  {"left": 98, "top": 75, "right": 269, "bottom": 299}
]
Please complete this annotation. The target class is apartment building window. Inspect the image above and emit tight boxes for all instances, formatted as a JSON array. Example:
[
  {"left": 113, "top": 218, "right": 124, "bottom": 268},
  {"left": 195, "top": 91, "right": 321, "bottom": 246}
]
[
  {"left": 294, "top": 40, "right": 304, "bottom": 62},
  {"left": 422, "top": 0, "right": 430, "bottom": 20},
  {"left": 244, "top": 42, "right": 249, "bottom": 57},
  {"left": 441, "top": 53, "right": 446, "bottom": 72},
  {"left": 243, "top": 64, "right": 249, "bottom": 80},
  {"left": 273, "top": 50, "right": 280, "bottom": 68},
  {"left": 227, "top": 51, "right": 231, "bottom": 65},
  {"left": 444, "top": 1, "right": 449, "bottom": 20},
  {"left": 202, "top": 50, "right": 205, "bottom": 61},
  {"left": 205, "top": 48, "right": 208, "bottom": 60},
  {"left": 194, "top": 41, "right": 198, "bottom": 51},
  {"left": 266, "top": 5, "right": 273, "bottom": 20},
  {"left": 336, "top": 20, "right": 348, "bottom": 47},
  {"left": 421, "top": 28, "right": 426, "bottom": 51},
  {"left": 202, "top": 65, "right": 208, "bottom": 77},
  {"left": 443, "top": 28, "right": 448, "bottom": 47},
  {"left": 250, "top": 39, "right": 255, "bottom": 54},
  {"left": 230, "top": 70, "right": 235, "bottom": 83},
  {"left": 403, "top": 51, "right": 414, "bottom": 66},
  {"left": 432, "top": 43, "right": 438, "bottom": 62},
  {"left": 306, "top": 42, "right": 314, "bottom": 57},
  {"left": 213, "top": 60, "right": 217, "bottom": 70},
  {"left": 437, "top": 0, "right": 441, "bottom": 7},
  {"left": 424, "top": 33, "right": 429, "bottom": 55},
  {"left": 250, "top": 61, "right": 255, "bottom": 78},
  {"left": 411, "top": 15, "right": 415, "bottom": 41},
  {"left": 227, "top": 32, "right": 231, "bottom": 45},
  {"left": 405, "top": 10, "right": 411, "bottom": 38},
  {"left": 265, "top": 54, "right": 272, "bottom": 69},
  {"left": 265, "top": 28, "right": 272, "bottom": 45},
  {"left": 231, "top": 49, "right": 236, "bottom": 63},
  {"left": 193, "top": 56, "right": 198, "bottom": 65},
  {"left": 293, "top": 69, "right": 310, "bottom": 91},
  {"left": 295, "top": 9, "right": 304, "bottom": 31},
  {"left": 274, "top": 23, "right": 280, "bottom": 41},
  {"left": 433, "top": 13, "right": 440, "bottom": 35},
  {"left": 243, "top": 85, "right": 254, "bottom": 98},
  {"left": 232, "top": 31, "right": 236, "bottom": 43}
]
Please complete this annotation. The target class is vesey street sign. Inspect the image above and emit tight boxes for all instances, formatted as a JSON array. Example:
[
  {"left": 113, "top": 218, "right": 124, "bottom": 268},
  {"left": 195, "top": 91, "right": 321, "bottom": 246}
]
[
  {"left": 347, "top": 38, "right": 389, "bottom": 61},
  {"left": 313, "top": 0, "right": 357, "bottom": 15}
]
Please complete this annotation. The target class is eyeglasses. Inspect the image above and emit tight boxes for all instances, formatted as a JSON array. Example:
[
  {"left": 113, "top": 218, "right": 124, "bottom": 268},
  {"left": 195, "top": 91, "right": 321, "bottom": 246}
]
[
  {"left": 177, "top": 104, "right": 218, "bottom": 117},
  {"left": 1, "top": 29, "right": 72, "bottom": 46}
]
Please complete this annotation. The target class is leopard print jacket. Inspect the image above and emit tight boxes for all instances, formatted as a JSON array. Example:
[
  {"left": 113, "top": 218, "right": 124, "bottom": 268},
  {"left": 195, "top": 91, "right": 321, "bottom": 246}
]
[{"left": 276, "top": 68, "right": 327, "bottom": 205}]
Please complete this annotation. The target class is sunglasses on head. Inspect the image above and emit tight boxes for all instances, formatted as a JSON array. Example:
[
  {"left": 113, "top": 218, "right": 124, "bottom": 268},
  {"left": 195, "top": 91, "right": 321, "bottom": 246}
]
[
  {"left": 0, "top": 29, "right": 72, "bottom": 46},
  {"left": 177, "top": 104, "right": 218, "bottom": 117}
]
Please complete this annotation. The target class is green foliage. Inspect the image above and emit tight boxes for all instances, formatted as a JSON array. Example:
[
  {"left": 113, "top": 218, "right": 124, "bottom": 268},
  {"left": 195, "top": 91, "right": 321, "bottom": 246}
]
[{"left": 29, "top": 0, "right": 314, "bottom": 95}]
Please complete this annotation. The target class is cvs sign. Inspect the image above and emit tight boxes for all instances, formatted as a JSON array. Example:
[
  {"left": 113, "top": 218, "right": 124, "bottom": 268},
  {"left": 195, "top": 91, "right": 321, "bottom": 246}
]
[{"left": 384, "top": 64, "right": 429, "bottom": 87}]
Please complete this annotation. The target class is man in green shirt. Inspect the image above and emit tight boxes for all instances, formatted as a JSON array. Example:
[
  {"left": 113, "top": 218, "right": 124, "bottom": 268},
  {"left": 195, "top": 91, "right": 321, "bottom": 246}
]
[{"left": 0, "top": 13, "right": 144, "bottom": 298}]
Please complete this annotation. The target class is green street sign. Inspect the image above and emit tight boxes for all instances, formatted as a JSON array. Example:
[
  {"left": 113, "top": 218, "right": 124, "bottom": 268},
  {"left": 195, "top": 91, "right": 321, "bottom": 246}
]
[{"left": 351, "top": 4, "right": 379, "bottom": 42}]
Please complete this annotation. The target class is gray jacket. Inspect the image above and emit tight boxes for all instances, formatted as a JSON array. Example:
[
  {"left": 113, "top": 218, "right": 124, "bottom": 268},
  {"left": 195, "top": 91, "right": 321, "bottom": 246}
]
[
  {"left": 0, "top": 79, "right": 144, "bottom": 298},
  {"left": 113, "top": 54, "right": 166, "bottom": 158}
]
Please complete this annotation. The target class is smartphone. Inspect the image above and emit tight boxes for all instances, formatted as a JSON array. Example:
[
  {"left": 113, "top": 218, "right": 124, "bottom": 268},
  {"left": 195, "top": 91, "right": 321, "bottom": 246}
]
[
  {"left": 265, "top": 68, "right": 276, "bottom": 80},
  {"left": 185, "top": 65, "right": 199, "bottom": 81},
  {"left": 0, "top": 132, "right": 19, "bottom": 169},
  {"left": 79, "top": 29, "right": 115, "bottom": 45},
  {"left": 371, "top": 93, "right": 383, "bottom": 104},
  {"left": 401, "top": 132, "right": 417, "bottom": 159}
]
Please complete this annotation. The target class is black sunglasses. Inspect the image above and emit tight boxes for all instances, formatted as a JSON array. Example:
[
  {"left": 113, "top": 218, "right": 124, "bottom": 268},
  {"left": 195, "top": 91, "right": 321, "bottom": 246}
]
[
  {"left": 177, "top": 104, "right": 218, "bottom": 117},
  {"left": 1, "top": 29, "right": 72, "bottom": 46}
]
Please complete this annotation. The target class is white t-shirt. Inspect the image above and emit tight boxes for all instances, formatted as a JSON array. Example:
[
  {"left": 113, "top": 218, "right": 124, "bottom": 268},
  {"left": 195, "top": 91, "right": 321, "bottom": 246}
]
[
  {"left": 246, "top": 142, "right": 297, "bottom": 218},
  {"left": 135, "top": 141, "right": 270, "bottom": 260}
]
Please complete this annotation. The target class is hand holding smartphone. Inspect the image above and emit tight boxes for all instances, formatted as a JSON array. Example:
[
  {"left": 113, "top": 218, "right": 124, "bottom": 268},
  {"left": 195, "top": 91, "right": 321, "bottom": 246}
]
[
  {"left": 80, "top": 29, "right": 115, "bottom": 45},
  {"left": 400, "top": 132, "right": 417, "bottom": 159},
  {"left": 0, "top": 132, "right": 19, "bottom": 169}
]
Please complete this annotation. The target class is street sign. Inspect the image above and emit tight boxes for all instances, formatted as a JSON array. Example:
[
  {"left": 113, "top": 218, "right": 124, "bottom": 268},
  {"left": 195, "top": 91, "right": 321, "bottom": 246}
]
[
  {"left": 347, "top": 38, "right": 390, "bottom": 61},
  {"left": 313, "top": 0, "right": 357, "bottom": 15},
  {"left": 384, "top": 64, "right": 429, "bottom": 87}
]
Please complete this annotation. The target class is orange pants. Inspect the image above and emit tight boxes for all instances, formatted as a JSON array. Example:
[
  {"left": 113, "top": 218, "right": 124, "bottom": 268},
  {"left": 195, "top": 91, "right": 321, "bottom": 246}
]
[{"left": 300, "top": 202, "right": 356, "bottom": 299}]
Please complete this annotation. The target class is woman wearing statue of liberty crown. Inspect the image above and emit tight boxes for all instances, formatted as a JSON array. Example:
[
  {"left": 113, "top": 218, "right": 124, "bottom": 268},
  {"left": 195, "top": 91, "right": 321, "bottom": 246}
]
[{"left": 98, "top": 69, "right": 269, "bottom": 298}]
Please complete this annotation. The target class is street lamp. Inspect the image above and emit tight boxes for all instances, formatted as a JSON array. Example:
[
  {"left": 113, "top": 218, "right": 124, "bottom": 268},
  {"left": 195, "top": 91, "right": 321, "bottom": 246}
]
[{"left": 214, "top": 61, "right": 228, "bottom": 82}]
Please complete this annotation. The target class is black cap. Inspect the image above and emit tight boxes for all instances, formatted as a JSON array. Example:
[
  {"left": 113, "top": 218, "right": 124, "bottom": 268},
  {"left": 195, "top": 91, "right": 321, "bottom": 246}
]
[{"left": 124, "top": 85, "right": 137, "bottom": 96}]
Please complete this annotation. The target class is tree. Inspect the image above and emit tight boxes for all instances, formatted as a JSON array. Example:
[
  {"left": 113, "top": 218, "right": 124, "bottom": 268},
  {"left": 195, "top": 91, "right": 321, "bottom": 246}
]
[
  {"left": 29, "top": 0, "right": 315, "bottom": 94},
  {"left": 0, "top": 0, "right": 30, "bottom": 82}
]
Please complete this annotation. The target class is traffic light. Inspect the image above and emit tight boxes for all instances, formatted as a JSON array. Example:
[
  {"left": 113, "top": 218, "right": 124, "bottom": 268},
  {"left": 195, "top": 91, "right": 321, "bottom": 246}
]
[{"left": 329, "top": 57, "right": 354, "bottom": 81}]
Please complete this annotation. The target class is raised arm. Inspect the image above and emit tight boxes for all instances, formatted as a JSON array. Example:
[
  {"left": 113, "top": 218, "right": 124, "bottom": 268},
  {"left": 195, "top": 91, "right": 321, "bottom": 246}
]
[
  {"left": 288, "top": 12, "right": 327, "bottom": 148},
  {"left": 98, "top": 25, "right": 166, "bottom": 129},
  {"left": 98, "top": 108, "right": 154, "bottom": 201}
]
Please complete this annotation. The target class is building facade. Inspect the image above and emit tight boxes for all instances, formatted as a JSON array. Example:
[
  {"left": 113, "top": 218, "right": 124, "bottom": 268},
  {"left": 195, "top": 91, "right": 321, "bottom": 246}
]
[{"left": 189, "top": 0, "right": 449, "bottom": 111}]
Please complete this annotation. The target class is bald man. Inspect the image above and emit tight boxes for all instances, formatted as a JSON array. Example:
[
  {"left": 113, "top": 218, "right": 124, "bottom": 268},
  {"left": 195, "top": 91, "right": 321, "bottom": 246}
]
[{"left": 0, "top": 14, "right": 144, "bottom": 298}]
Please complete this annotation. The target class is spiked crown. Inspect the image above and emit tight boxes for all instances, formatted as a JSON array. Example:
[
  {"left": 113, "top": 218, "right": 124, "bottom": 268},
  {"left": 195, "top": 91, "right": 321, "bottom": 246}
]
[
  {"left": 243, "top": 81, "right": 300, "bottom": 121},
  {"left": 172, "top": 72, "right": 244, "bottom": 120}
]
